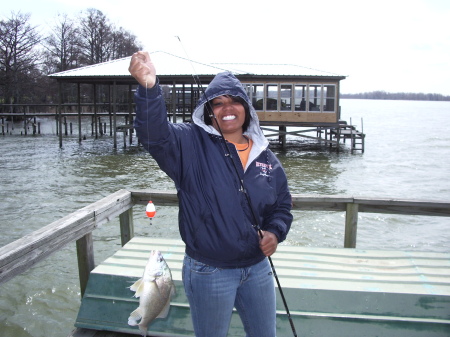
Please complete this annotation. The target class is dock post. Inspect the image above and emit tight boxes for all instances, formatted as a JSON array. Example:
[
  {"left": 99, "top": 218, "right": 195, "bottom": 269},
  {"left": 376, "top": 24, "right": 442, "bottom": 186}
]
[
  {"left": 98, "top": 117, "right": 102, "bottom": 136},
  {"left": 113, "top": 81, "right": 118, "bottom": 149},
  {"left": 93, "top": 84, "right": 98, "bottom": 139},
  {"left": 171, "top": 82, "right": 177, "bottom": 124},
  {"left": 119, "top": 208, "right": 134, "bottom": 246},
  {"left": 78, "top": 83, "right": 82, "bottom": 143},
  {"left": 58, "top": 82, "right": 63, "bottom": 148},
  {"left": 33, "top": 116, "right": 36, "bottom": 135},
  {"left": 76, "top": 233, "right": 95, "bottom": 298},
  {"left": 24, "top": 107, "right": 28, "bottom": 135},
  {"left": 279, "top": 126, "right": 286, "bottom": 148},
  {"left": 128, "top": 84, "right": 134, "bottom": 146},
  {"left": 344, "top": 202, "right": 358, "bottom": 248}
]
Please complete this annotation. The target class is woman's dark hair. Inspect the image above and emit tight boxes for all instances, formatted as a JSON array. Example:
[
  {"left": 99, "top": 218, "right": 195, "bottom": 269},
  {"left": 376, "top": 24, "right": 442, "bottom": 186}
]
[{"left": 204, "top": 95, "right": 251, "bottom": 132}]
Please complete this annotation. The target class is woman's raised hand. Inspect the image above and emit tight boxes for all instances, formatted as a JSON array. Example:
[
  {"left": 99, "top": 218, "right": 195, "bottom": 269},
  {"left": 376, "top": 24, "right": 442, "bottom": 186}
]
[{"left": 128, "top": 51, "right": 157, "bottom": 88}]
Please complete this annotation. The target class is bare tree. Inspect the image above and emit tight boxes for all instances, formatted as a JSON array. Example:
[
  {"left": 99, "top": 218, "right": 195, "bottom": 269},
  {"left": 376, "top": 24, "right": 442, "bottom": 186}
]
[
  {"left": 110, "top": 26, "right": 142, "bottom": 59},
  {"left": 0, "top": 11, "right": 41, "bottom": 105},
  {"left": 42, "top": 13, "right": 80, "bottom": 74},
  {"left": 78, "top": 8, "right": 113, "bottom": 65}
]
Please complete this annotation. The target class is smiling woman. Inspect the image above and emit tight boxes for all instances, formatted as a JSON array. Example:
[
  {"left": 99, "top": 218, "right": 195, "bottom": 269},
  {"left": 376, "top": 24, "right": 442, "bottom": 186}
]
[{"left": 129, "top": 51, "right": 294, "bottom": 337}]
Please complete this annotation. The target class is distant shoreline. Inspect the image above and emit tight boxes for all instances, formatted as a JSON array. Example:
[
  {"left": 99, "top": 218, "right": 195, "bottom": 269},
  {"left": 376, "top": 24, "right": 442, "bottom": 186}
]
[{"left": 341, "top": 91, "right": 450, "bottom": 101}]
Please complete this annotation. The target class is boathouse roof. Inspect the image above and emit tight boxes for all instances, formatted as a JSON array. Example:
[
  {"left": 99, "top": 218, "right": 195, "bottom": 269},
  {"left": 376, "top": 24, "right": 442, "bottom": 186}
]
[{"left": 48, "top": 51, "right": 346, "bottom": 84}]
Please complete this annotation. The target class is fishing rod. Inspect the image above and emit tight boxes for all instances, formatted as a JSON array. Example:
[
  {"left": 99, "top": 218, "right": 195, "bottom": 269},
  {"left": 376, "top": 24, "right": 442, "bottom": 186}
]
[{"left": 176, "top": 36, "right": 298, "bottom": 337}]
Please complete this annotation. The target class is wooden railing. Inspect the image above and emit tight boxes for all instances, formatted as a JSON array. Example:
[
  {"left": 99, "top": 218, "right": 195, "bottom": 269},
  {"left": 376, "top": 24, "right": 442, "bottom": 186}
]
[{"left": 0, "top": 189, "right": 449, "bottom": 297}]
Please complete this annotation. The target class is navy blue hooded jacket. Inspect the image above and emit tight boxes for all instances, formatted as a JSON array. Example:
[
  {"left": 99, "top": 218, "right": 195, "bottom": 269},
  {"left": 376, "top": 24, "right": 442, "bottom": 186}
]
[{"left": 134, "top": 72, "right": 293, "bottom": 268}]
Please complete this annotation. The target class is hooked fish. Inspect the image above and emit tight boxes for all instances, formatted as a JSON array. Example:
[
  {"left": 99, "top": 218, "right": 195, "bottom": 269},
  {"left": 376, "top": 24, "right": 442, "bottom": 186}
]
[{"left": 128, "top": 250, "right": 176, "bottom": 336}]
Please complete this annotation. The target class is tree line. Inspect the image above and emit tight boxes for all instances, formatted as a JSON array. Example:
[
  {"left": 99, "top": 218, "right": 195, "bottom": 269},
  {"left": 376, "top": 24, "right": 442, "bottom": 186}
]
[
  {"left": 0, "top": 9, "right": 142, "bottom": 108},
  {"left": 341, "top": 91, "right": 450, "bottom": 101}
]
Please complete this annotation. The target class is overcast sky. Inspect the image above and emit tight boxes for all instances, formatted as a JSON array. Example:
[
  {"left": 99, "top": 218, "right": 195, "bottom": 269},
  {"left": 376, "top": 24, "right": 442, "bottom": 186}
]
[{"left": 2, "top": 0, "right": 450, "bottom": 95}]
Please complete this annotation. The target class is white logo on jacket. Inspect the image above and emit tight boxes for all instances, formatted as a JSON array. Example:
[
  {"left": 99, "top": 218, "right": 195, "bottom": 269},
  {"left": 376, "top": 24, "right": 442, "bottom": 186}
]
[{"left": 256, "top": 161, "right": 272, "bottom": 177}]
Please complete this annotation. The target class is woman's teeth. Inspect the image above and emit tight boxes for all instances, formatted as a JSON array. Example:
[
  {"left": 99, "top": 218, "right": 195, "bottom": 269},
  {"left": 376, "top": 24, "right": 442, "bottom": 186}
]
[{"left": 222, "top": 115, "right": 236, "bottom": 121}]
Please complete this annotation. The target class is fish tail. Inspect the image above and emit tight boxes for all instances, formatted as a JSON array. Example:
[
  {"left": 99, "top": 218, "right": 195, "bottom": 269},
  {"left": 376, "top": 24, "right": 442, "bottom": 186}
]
[
  {"left": 128, "top": 308, "right": 143, "bottom": 326},
  {"left": 139, "top": 324, "right": 148, "bottom": 336}
]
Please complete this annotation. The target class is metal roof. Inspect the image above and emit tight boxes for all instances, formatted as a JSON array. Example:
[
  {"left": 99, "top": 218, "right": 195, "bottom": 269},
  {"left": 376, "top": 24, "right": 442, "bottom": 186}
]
[{"left": 49, "top": 51, "right": 346, "bottom": 84}]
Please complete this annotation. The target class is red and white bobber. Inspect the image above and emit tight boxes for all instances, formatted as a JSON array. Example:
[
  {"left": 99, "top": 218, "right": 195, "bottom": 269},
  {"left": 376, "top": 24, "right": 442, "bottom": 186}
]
[{"left": 146, "top": 201, "right": 156, "bottom": 224}]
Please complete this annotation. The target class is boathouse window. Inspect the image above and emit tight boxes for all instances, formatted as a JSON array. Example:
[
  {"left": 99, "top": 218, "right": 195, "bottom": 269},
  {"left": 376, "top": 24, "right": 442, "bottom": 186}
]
[
  {"left": 305, "top": 84, "right": 336, "bottom": 113},
  {"left": 266, "top": 84, "right": 278, "bottom": 110},
  {"left": 308, "top": 85, "right": 321, "bottom": 111},
  {"left": 281, "top": 84, "right": 292, "bottom": 111},
  {"left": 245, "top": 83, "right": 336, "bottom": 113},
  {"left": 249, "top": 84, "right": 264, "bottom": 111},
  {"left": 295, "top": 84, "right": 307, "bottom": 111},
  {"left": 323, "top": 85, "right": 336, "bottom": 112}
]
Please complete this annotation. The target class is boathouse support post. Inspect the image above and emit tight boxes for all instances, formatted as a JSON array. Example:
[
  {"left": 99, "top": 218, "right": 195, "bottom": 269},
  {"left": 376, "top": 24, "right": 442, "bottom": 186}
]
[
  {"left": 58, "top": 82, "right": 63, "bottom": 148},
  {"left": 171, "top": 81, "right": 177, "bottom": 123},
  {"left": 128, "top": 84, "right": 133, "bottom": 145},
  {"left": 344, "top": 202, "right": 359, "bottom": 248},
  {"left": 77, "top": 83, "right": 82, "bottom": 143},
  {"left": 93, "top": 84, "right": 98, "bottom": 139},
  {"left": 279, "top": 126, "right": 286, "bottom": 148},
  {"left": 76, "top": 233, "right": 95, "bottom": 298},
  {"left": 23, "top": 107, "right": 28, "bottom": 135},
  {"left": 119, "top": 208, "right": 134, "bottom": 246},
  {"left": 113, "top": 81, "right": 117, "bottom": 149}
]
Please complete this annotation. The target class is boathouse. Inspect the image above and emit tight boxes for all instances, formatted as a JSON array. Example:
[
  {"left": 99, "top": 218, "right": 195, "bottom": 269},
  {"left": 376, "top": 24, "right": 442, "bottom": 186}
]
[{"left": 49, "top": 51, "right": 364, "bottom": 152}]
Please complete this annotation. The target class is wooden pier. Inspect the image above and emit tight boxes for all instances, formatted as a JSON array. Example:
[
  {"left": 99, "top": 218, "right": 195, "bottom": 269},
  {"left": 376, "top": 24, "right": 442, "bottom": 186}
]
[
  {"left": 70, "top": 237, "right": 450, "bottom": 337},
  {"left": 1, "top": 107, "right": 365, "bottom": 153},
  {"left": 1, "top": 190, "right": 448, "bottom": 336},
  {"left": 2, "top": 51, "right": 368, "bottom": 152}
]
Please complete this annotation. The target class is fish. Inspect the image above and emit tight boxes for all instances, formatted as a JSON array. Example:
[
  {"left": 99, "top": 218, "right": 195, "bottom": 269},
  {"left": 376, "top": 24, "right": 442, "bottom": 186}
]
[{"left": 128, "top": 250, "right": 176, "bottom": 336}]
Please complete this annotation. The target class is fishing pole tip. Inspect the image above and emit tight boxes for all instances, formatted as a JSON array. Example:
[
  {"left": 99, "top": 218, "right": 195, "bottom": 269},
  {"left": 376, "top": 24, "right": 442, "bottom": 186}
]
[{"left": 175, "top": 35, "right": 181, "bottom": 41}]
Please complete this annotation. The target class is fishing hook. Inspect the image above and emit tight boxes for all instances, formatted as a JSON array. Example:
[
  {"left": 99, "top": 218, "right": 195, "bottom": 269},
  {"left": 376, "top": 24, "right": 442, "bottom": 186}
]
[{"left": 175, "top": 36, "right": 298, "bottom": 337}]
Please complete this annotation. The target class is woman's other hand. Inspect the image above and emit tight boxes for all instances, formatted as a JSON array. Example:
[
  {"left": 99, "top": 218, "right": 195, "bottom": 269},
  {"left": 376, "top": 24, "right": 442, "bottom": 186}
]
[{"left": 259, "top": 231, "right": 278, "bottom": 257}]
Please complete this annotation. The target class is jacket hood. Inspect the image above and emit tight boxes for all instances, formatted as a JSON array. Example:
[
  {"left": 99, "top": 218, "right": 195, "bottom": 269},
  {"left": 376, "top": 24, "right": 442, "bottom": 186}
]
[{"left": 192, "top": 72, "right": 269, "bottom": 154}]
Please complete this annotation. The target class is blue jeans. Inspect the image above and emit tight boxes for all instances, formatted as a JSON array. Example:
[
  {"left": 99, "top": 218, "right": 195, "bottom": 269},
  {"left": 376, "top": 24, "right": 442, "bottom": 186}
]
[{"left": 182, "top": 255, "right": 276, "bottom": 337}]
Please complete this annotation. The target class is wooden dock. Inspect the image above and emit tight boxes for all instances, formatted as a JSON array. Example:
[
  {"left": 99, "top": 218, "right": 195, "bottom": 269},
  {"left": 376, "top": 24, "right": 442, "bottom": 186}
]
[
  {"left": 1, "top": 108, "right": 365, "bottom": 153},
  {"left": 69, "top": 237, "right": 450, "bottom": 337},
  {"left": 330, "top": 124, "right": 365, "bottom": 153},
  {"left": 1, "top": 190, "right": 449, "bottom": 336}
]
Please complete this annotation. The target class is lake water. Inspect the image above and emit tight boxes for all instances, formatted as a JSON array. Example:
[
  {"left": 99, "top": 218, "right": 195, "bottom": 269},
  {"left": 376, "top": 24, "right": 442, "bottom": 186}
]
[{"left": 1, "top": 99, "right": 449, "bottom": 336}]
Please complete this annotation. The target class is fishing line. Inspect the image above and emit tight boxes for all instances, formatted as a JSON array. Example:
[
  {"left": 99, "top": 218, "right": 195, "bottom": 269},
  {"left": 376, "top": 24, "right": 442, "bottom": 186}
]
[{"left": 175, "top": 36, "right": 298, "bottom": 337}]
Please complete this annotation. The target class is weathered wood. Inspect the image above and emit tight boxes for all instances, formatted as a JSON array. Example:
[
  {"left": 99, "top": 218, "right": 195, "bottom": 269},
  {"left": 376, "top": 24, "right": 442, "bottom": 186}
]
[
  {"left": 119, "top": 208, "right": 134, "bottom": 246},
  {"left": 344, "top": 203, "right": 358, "bottom": 248},
  {"left": 130, "top": 189, "right": 179, "bottom": 206},
  {"left": 355, "top": 197, "right": 450, "bottom": 217},
  {"left": 0, "top": 189, "right": 133, "bottom": 284},
  {"left": 1, "top": 189, "right": 449, "bottom": 289},
  {"left": 291, "top": 194, "right": 353, "bottom": 211},
  {"left": 76, "top": 233, "right": 95, "bottom": 297}
]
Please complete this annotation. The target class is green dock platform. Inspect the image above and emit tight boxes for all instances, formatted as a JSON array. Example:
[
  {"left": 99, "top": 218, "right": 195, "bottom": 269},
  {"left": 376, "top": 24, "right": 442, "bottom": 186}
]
[{"left": 72, "top": 237, "right": 450, "bottom": 336}]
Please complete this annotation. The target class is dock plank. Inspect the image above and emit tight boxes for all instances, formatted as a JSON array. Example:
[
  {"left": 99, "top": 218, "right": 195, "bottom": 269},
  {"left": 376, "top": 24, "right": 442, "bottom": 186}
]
[{"left": 72, "top": 237, "right": 450, "bottom": 337}]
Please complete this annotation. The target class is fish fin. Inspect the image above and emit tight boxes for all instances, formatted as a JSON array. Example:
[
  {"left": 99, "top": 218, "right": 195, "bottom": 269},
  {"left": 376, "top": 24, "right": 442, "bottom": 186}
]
[
  {"left": 157, "top": 297, "right": 171, "bottom": 319},
  {"left": 130, "top": 278, "right": 142, "bottom": 292},
  {"left": 130, "top": 279, "right": 147, "bottom": 298},
  {"left": 128, "top": 308, "right": 142, "bottom": 326}
]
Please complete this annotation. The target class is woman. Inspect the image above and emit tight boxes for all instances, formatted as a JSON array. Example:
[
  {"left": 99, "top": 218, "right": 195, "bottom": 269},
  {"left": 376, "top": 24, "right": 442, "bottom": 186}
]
[{"left": 129, "top": 51, "right": 293, "bottom": 337}]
